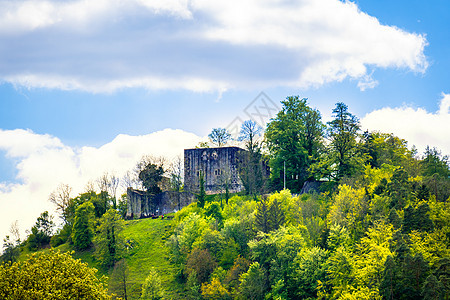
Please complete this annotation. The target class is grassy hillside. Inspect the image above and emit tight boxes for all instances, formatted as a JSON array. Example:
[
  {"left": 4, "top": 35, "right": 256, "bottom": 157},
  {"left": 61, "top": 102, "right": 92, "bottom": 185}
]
[
  {"left": 117, "top": 216, "right": 182, "bottom": 299},
  {"left": 16, "top": 216, "right": 182, "bottom": 299}
]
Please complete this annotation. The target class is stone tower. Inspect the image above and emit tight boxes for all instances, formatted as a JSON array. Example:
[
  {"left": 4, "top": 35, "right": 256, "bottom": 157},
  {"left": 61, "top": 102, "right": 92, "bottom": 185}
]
[{"left": 184, "top": 147, "right": 245, "bottom": 194}]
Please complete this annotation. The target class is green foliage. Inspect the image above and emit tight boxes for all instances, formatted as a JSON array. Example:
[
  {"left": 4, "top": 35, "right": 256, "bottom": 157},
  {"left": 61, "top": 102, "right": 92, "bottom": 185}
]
[
  {"left": 186, "top": 248, "right": 217, "bottom": 284},
  {"left": 328, "top": 185, "right": 367, "bottom": 240},
  {"left": 265, "top": 96, "right": 325, "bottom": 192},
  {"left": 0, "top": 250, "right": 111, "bottom": 299},
  {"left": 224, "top": 256, "right": 251, "bottom": 294},
  {"left": 109, "top": 259, "right": 129, "bottom": 300},
  {"left": 72, "top": 201, "right": 95, "bottom": 250},
  {"left": 249, "top": 226, "right": 306, "bottom": 297},
  {"left": 27, "top": 211, "right": 55, "bottom": 250},
  {"left": 254, "top": 193, "right": 287, "bottom": 233},
  {"left": 1, "top": 236, "right": 19, "bottom": 263},
  {"left": 139, "top": 162, "right": 164, "bottom": 195},
  {"left": 219, "top": 239, "right": 240, "bottom": 270},
  {"left": 421, "top": 146, "right": 449, "bottom": 178},
  {"left": 94, "top": 208, "right": 124, "bottom": 269},
  {"left": 380, "top": 255, "right": 397, "bottom": 300},
  {"left": 255, "top": 197, "right": 271, "bottom": 233},
  {"left": 295, "top": 247, "right": 329, "bottom": 298},
  {"left": 361, "top": 132, "right": 417, "bottom": 171},
  {"left": 237, "top": 262, "right": 266, "bottom": 300},
  {"left": 186, "top": 270, "right": 202, "bottom": 300},
  {"left": 118, "top": 193, "right": 128, "bottom": 218},
  {"left": 201, "top": 277, "right": 231, "bottom": 300},
  {"left": 141, "top": 267, "right": 164, "bottom": 300},
  {"left": 205, "top": 201, "right": 224, "bottom": 229},
  {"left": 167, "top": 212, "right": 209, "bottom": 264},
  {"left": 402, "top": 202, "right": 434, "bottom": 233},
  {"left": 421, "top": 274, "right": 445, "bottom": 300},
  {"left": 197, "top": 170, "right": 206, "bottom": 208},
  {"left": 326, "top": 102, "right": 362, "bottom": 180},
  {"left": 327, "top": 223, "right": 351, "bottom": 251},
  {"left": 51, "top": 223, "right": 72, "bottom": 247}
]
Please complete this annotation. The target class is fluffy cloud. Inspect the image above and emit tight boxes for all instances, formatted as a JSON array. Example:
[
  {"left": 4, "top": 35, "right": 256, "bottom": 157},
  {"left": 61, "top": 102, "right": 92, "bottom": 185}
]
[
  {"left": 0, "top": 128, "right": 202, "bottom": 242},
  {"left": 0, "top": 0, "right": 427, "bottom": 92},
  {"left": 361, "top": 93, "right": 450, "bottom": 155}
]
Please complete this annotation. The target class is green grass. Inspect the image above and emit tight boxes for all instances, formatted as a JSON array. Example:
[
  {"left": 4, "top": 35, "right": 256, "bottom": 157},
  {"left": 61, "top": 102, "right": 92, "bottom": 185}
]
[
  {"left": 17, "top": 217, "right": 182, "bottom": 299},
  {"left": 117, "top": 217, "right": 183, "bottom": 299}
]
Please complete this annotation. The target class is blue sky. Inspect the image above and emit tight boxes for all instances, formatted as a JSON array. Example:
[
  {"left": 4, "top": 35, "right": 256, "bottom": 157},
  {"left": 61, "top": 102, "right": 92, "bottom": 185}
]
[{"left": 0, "top": 0, "right": 449, "bottom": 240}]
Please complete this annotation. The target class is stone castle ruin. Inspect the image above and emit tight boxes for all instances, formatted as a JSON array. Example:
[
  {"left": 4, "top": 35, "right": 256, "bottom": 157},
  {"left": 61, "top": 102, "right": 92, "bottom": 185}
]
[
  {"left": 126, "top": 189, "right": 195, "bottom": 219},
  {"left": 184, "top": 146, "right": 246, "bottom": 194},
  {"left": 126, "top": 146, "right": 247, "bottom": 218}
]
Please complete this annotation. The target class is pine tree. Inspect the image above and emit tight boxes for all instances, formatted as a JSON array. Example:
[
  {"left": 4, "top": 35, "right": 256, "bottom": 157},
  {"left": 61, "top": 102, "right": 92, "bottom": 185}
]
[
  {"left": 380, "top": 256, "right": 397, "bottom": 300},
  {"left": 421, "top": 275, "right": 444, "bottom": 300},
  {"left": 255, "top": 198, "right": 271, "bottom": 233}
]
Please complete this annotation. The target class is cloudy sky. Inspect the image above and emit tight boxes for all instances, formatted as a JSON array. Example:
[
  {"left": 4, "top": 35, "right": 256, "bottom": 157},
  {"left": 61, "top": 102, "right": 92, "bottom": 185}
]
[{"left": 0, "top": 0, "right": 449, "bottom": 241}]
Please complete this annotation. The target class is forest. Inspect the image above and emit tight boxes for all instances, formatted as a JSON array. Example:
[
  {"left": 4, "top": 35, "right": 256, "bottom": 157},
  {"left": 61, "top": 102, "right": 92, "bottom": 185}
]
[{"left": 0, "top": 96, "right": 449, "bottom": 300}]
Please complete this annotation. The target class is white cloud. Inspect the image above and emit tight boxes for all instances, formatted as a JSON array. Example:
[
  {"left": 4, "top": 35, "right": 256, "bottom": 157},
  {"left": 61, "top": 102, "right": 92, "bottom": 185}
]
[
  {"left": 0, "top": 0, "right": 427, "bottom": 92},
  {"left": 361, "top": 93, "right": 450, "bottom": 155},
  {"left": 0, "top": 128, "right": 202, "bottom": 242}
]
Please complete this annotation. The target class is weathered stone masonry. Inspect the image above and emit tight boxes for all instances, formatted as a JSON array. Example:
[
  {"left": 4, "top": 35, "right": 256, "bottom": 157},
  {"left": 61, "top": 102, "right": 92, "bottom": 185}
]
[
  {"left": 126, "top": 188, "right": 195, "bottom": 219},
  {"left": 184, "top": 146, "right": 245, "bottom": 194},
  {"left": 126, "top": 146, "right": 247, "bottom": 219}
]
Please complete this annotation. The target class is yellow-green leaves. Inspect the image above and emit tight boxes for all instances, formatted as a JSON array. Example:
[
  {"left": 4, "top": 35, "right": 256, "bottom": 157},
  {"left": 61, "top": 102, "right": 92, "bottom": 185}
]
[{"left": 0, "top": 250, "right": 111, "bottom": 300}]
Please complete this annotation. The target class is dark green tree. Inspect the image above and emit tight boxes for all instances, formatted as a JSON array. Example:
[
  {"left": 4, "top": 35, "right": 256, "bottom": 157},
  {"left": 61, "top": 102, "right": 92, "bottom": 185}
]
[
  {"left": 421, "top": 274, "right": 444, "bottom": 300},
  {"left": 197, "top": 170, "right": 206, "bottom": 208},
  {"left": 72, "top": 201, "right": 95, "bottom": 250},
  {"left": 388, "top": 168, "right": 411, "bottom": 209},
  {"left": 326, "top": 102, "right": 361, "bottom": 179},
  {"left": 1, "top": 236, "right": 19, "bottom": 263},
  {"left": 139, "top": 162, "right": 164, "bottom": 195},
  {"left": 403, "top": 203, "right": 434, "bottom": 233},
  {"left": 268, "top": 198, "right": 285, "bottom": 232},
  {"left": 380, "top": 255, "right": 398, "bottom": 300},
  {"left": 388, "top": 208, "right": 402, "bottom": 229},
  {"left": 421, "top": 146, "right": 450, "bottom": 201},
  {"left": 265, "top": 96, "right": 325, "bottom": 192},
  {"left": 398, "top": 253, "right": 430, "bottom": 299},
  {"left": 27, "top": 211, "right": 54, "bottom": 251},
  {"left": 255, "top": 198, "right": 271, "bottom": 233}
]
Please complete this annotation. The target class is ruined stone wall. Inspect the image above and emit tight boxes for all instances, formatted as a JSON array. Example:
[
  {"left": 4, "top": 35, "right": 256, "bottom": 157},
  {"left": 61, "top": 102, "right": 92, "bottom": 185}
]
[
  {"left": 184, "top": 147, "right": 245, "bottom": 194},
  {"left": 126, "top": 188, "right": 195, "bottom": 219}
]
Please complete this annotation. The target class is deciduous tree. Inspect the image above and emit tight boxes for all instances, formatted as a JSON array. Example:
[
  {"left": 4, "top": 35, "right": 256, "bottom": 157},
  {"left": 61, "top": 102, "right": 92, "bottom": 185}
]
[
  {"left": 94, "top": 209, "right": 124, "bottom": 268},
  {"left": 0, "top": 250, "right": 111, "bottom": 299},
  {"left": 49, "top": 183, "right": 72, "bottom": 224},
  {"left": 209, "top": 128, "right": 231, "bottom": 147},
  {"left": 265, "top": 96, "right": 325, "bottom": 192},
  {"left": 72, "top": 201, "right": 95, "bottom": 250},
  {"left": 141, "top": 268, "right": 164, "bottom": 300}
]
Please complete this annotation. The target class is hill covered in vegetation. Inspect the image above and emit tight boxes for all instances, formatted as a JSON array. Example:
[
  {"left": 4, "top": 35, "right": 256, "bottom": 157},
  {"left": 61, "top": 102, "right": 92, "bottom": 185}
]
[{"left": 1, "top": 97, "right": 449, "bottom": 299}]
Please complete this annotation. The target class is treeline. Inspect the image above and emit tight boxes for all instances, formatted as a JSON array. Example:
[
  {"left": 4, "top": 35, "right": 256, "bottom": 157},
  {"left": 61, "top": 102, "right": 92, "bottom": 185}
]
[
  {"left": 1, "top": 96, "right": 449, "bottom": 300},
  {"left": 168, "top": 97, "right": 449, "bottom": 299}
]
